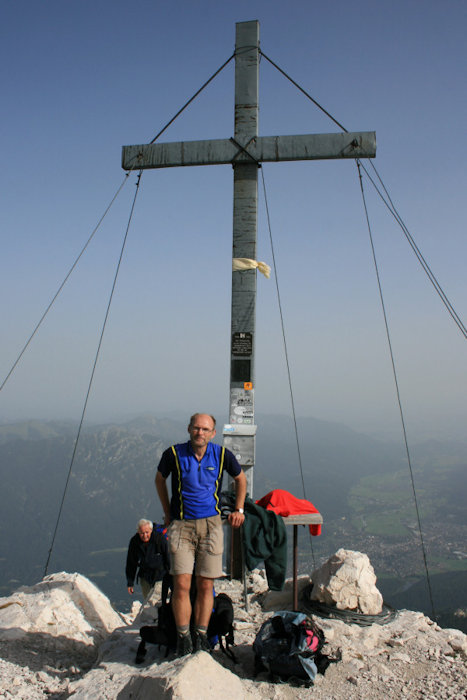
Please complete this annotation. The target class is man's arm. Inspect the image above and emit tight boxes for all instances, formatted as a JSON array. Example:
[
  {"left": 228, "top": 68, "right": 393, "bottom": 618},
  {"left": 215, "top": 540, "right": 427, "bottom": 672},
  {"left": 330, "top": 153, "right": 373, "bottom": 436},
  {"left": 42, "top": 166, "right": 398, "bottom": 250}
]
[
  {"left": 228, "top": 470, "right": 247, "bottom": 529},
  {"left": 155, "top": 470, "right": 172, "bottom": 526}
]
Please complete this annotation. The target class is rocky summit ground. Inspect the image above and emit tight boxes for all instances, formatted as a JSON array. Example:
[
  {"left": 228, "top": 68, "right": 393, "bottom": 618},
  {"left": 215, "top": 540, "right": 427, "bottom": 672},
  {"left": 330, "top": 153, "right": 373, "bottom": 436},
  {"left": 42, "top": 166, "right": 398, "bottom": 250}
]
[{"left": 0, "top": 571, "right": 466, "bottom": 699}]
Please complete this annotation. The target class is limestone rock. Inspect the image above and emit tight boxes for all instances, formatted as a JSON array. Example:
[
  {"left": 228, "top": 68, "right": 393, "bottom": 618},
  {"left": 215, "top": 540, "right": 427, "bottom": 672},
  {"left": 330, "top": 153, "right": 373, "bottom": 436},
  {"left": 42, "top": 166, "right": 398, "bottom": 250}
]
[
  {"left": 162, "top": 651, "right": 256, "bottom": 699},
  {"left": 248, "top": 570, "right": 269, "bottom": 594},
  {"left": 70, "top": 652, "right": 257, "bottom": 699},
  {"left": 446, "top": 628, "right": 467, "bottom": 656},
  {"left": 1, "top": 567, "right": 467, "bottom": 700},
  {"left": 311, "top": 548, "right": 384, "bottom": 614},
  {"left": 0, "top": 571, "right": 125, "bottom": 645},
  {"left": 262, "top": 575, "right": 311, "bottom": 611}
]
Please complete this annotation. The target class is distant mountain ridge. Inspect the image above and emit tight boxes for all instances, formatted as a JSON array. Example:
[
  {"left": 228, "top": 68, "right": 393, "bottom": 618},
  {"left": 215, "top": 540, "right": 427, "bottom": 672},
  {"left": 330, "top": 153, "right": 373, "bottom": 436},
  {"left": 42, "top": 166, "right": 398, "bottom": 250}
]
[
  {"left": 0, "top": 419, "right": 77, "bottom": 443},
  {"left": 0, "top": 414, "right": 465, "bottom": 627}
]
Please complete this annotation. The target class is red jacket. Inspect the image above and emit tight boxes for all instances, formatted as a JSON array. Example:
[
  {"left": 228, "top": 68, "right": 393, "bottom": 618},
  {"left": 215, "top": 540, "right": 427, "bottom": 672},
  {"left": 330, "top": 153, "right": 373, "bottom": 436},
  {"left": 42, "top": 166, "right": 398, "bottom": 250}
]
[{"left": 256, "top": 489, "right": 322, "bottom": 536}]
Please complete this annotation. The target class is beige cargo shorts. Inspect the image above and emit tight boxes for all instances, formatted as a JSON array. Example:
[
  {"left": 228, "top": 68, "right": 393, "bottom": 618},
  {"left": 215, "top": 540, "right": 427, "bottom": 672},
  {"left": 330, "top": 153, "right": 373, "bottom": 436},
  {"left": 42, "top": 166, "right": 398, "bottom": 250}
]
[{"left": 168, "top": 514, "right": 224, "bottom": 578}]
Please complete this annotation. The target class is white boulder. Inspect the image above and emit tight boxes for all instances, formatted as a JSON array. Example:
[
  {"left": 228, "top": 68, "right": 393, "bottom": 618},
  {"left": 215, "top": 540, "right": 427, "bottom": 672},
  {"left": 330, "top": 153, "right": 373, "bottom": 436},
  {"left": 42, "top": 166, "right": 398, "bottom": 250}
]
[
  {"left": 0, "top": 572, "right": 125, "bottom": 645},
  {"left": 311, "top": 548, "right": 384, "bottom": 615}
]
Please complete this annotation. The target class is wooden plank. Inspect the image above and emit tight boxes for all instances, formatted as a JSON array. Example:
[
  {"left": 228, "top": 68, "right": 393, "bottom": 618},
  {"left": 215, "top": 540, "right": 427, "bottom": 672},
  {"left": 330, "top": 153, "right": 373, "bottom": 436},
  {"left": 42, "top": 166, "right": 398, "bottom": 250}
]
[
  {"left": 282, "top": 513, "right": 323, "bottom": 525},
  {"left": 122, "top": 131, "right": 376, "bottom": 170}
]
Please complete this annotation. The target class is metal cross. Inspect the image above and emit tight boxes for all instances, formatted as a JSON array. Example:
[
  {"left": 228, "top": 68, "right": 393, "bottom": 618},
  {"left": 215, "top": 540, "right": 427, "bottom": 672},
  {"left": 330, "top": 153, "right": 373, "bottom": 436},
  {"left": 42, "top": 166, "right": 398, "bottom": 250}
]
[{"left": 122, "top": 20, "right": 376, "bottom": 498}]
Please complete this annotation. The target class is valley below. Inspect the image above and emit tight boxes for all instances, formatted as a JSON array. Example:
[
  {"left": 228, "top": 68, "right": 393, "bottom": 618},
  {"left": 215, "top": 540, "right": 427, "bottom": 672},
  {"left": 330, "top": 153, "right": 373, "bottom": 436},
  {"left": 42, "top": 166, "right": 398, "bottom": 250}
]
[{"left": 1, "top": 414, "right": 465, "bottom": 632}]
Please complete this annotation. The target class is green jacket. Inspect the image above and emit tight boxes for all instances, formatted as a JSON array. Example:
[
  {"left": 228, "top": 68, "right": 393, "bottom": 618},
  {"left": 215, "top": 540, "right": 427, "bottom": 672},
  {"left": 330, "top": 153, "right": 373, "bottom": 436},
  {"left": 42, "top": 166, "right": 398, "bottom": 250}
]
[{"left": 242, "top": 496, "right": 287, "bottom": 591}]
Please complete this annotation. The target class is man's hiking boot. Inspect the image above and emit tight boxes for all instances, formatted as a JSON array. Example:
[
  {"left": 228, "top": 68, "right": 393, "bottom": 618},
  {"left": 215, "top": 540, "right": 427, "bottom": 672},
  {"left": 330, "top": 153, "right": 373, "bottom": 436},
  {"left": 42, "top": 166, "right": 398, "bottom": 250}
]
[
  {"left": 176, "top": 633, "right": 193, "bottom": 657},
  {"left": 193, "top": 631, "right": 211, "bottom": 653}
]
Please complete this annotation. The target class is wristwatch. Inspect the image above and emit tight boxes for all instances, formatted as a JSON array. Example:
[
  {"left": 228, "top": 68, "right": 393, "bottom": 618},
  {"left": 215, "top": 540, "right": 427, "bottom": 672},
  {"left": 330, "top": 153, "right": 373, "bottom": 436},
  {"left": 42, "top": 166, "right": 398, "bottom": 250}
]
[{"left": 235, "top": 508, "right": 244, "bottom": 514}]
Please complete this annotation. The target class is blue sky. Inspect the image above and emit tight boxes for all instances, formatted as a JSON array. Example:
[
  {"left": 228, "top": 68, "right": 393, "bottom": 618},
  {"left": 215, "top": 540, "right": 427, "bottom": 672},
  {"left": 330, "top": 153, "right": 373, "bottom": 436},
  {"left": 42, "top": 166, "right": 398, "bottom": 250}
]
[{"left": 1, "top": 0, "right": 466, "bottom": 441}]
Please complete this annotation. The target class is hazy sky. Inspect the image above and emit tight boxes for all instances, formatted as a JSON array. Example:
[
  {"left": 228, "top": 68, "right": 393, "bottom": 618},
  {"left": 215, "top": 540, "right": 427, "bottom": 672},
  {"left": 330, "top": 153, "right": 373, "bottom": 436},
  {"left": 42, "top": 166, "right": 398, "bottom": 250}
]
[{"left": 1, "top": 0, "right": 466, "bottom": 441}]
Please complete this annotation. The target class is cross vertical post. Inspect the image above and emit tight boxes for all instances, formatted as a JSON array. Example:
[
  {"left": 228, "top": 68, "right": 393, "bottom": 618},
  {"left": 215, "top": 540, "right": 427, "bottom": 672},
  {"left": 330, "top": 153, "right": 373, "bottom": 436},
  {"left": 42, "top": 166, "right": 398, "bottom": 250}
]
[{"left": 223, "top": 21, "right": 260, "bottom": 500}]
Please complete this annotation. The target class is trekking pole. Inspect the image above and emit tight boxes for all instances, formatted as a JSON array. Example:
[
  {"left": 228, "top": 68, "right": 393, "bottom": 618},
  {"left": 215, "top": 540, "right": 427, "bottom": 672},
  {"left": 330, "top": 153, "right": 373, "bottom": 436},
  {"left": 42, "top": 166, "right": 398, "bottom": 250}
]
[{"left": 241, "top": 525, "right": 249, "bottom": 612}]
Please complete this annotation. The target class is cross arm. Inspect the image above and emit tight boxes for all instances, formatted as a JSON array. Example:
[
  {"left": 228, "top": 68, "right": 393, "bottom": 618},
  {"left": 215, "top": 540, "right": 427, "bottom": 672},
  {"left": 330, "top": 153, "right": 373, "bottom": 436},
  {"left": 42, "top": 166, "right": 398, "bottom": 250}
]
[{"left": 121, "top": 131, "right": 376, "bottom": 170}]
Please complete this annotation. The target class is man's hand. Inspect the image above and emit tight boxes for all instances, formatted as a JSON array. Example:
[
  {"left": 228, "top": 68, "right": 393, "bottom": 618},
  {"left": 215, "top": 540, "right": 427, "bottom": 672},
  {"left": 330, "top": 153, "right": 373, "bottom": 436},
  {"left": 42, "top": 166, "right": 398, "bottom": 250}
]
[
  {"left": 228, "top": 510, "right": 245, "bottom": 529},
  {"left": 229, "top": 471, "right": 247, "bottom": 529}
]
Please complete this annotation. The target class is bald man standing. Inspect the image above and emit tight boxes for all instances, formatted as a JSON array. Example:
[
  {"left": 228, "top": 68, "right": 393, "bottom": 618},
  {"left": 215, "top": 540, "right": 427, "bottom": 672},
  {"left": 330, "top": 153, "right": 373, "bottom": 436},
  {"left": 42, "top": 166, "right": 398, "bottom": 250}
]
[{"left": 155, "top": 413, "right": 246, "bottom": 656}]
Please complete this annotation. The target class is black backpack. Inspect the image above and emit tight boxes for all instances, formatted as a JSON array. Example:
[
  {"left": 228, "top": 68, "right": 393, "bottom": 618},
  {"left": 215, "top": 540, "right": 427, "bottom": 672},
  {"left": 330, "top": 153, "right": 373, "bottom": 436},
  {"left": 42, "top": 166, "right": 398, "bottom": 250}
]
[
  {"left": 136, "top": 573, "right": 176, "bottom": 662},
  {"left": 253, "top": 611, "right": 326, "bottom": 684},
  {"left": 207, "top": 592, "right": 237, "bottom": 662},
  {"left": 135, "top": 579, "right": 236, "bottom": 663}
]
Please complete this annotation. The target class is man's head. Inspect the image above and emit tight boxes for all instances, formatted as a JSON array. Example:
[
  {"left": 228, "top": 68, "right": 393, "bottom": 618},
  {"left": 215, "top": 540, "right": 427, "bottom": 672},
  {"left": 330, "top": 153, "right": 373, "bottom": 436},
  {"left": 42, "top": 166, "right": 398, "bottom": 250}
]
[
  {"left": 188, "top": 413, "right": 216, "bottom": 450},
  {"left": 137, "top": 519, "right": 153, "bottom": 543}
]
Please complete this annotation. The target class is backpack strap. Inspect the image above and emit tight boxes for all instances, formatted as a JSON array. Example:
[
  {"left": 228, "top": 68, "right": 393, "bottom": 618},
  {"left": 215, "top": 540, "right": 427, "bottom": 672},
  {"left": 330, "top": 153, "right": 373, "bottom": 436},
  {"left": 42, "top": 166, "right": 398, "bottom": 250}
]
[
  {"left": 214, "top": 446, "right": 225, "bottom": 515},
  {"left": 219, "top": 632, "right": 238, "bottom": 663},
  {"left": 161, "top": 572, "right": 172, "bottom": 605},
  {"left": 171, "top": 444, "right": 184, "bottom": 519}
]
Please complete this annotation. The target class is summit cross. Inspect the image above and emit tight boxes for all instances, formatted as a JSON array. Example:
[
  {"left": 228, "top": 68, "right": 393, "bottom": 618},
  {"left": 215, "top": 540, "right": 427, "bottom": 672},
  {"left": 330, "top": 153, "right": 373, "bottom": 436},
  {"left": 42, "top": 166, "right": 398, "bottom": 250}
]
[{"left": 122, "top": 20, "right": 376, "bottom": 497}]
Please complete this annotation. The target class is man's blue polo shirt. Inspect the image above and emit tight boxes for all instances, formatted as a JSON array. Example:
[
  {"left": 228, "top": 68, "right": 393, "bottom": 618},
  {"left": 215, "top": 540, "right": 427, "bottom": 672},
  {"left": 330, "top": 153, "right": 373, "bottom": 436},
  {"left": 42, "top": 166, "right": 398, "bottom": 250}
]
[{"left": 158, "top": 441, "right": 241, "bottom": 520}]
